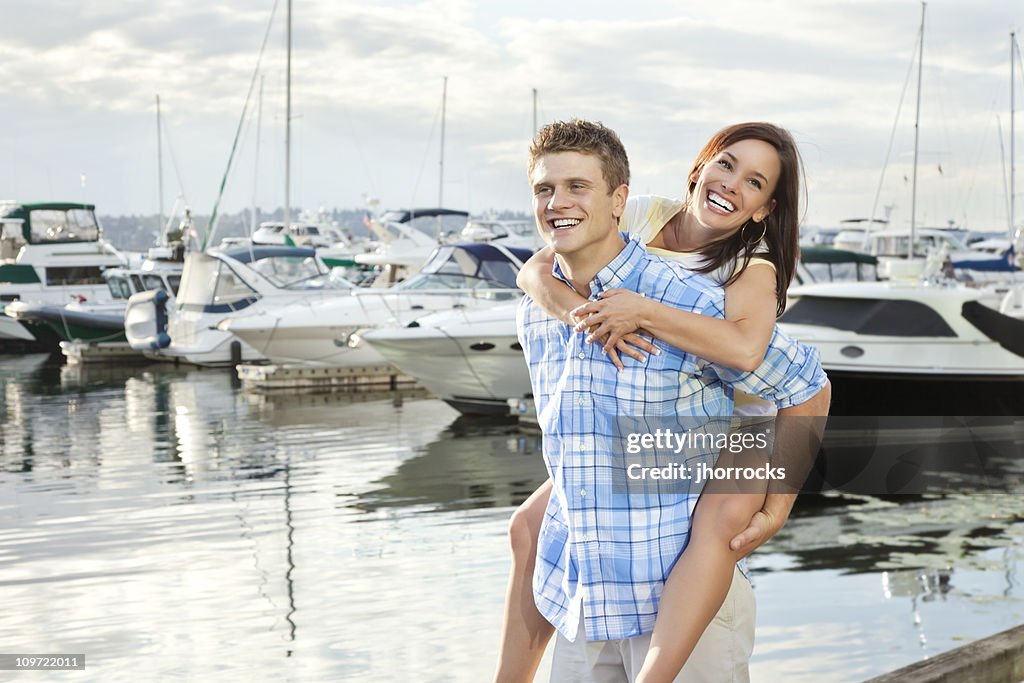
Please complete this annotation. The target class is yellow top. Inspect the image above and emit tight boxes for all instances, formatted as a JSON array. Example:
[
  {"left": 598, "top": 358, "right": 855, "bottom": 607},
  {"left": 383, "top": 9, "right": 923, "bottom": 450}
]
[{"left": 620, "top": 195, "right": 777, "bottom": 417}]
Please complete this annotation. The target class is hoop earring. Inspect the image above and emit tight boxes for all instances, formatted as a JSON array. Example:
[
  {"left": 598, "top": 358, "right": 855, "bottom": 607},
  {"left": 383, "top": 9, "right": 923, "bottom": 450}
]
[{"left": 741, "top": 218, "right": 767, "bottom": 246}]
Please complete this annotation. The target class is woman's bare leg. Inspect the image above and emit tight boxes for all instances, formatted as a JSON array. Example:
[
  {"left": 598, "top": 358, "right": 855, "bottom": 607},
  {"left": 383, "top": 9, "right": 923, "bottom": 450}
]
[
  {"left": 636, "top": 440, "right": 771, "bottom": 683},
  {"left": 493, "top": 478, "right": 554, "bottom": 683}
]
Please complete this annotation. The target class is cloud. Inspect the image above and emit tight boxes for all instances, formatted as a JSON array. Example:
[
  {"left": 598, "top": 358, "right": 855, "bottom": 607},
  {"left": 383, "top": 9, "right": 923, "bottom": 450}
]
[{"left": 0, "top": 0, "right": 1020, "bottom": 227}]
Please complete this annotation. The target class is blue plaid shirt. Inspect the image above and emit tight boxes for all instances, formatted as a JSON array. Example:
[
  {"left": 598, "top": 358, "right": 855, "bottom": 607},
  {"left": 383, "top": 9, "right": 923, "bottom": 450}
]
[{"left": 516, "top": 234, "right": 826, "bottom": 642}]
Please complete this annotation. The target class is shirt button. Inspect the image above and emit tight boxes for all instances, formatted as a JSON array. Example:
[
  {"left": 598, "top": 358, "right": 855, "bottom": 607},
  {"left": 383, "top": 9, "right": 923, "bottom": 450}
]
[
  {"left": 577, "top": 397, "right": 586, "bottom": 406},
  {"left": 580, "top": 489, "right": 587, "bottom": 497},
  {"left": 578, "top": 441, "right": 585, "bottom": 450},
  {"left": 578, "top": 533, "right": 592, "bottom": 542},
  {"left": 578, "top": 352, "right": 586, "bottom": 360}
]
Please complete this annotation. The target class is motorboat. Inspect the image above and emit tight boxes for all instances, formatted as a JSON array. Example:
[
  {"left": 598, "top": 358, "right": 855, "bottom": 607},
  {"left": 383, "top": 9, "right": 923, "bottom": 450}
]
[
  {"left": 220, "top": 242, "right": 531, "bottom": 369},
  {"left": 323, "top": 208, "right": 470, "bottom": 286},
  {"left": 778, "top": 278, "right": 1024, "bottom": 415},
  {"left": 0, "top": 201, "right": 126, "bottom": 345},
  {"left": 457, "top": 218, "right": 542, "bottom": 251},
  {"left": 359, "top": 246, "right": 886, "bottom": 416},
  {"left": 124, "top": 245, "right": 355, "bottom": 366},
  {"left": 362, "top": 301, "right": 529, "bottom": 415},
  {"left": 6, "top": 244, "right": 184, "bottom": 349}
]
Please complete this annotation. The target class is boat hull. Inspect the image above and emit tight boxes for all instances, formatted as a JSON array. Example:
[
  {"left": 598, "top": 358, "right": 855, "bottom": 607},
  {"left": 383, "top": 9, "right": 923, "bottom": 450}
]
[{"left": 364, "top": 306, "right": 531, "bottom": 415}]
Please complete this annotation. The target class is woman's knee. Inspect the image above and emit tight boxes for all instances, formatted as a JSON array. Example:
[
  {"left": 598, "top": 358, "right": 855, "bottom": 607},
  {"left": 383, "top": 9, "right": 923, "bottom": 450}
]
[{"left": 508, "top": 504, "right": 538, "bottom": 559}]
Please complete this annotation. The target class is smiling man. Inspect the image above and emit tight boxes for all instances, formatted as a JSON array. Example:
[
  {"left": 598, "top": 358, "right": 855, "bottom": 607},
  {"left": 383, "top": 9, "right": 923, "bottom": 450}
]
[{"left": 516, "top": 119, "right": 829, "bottom": 682}]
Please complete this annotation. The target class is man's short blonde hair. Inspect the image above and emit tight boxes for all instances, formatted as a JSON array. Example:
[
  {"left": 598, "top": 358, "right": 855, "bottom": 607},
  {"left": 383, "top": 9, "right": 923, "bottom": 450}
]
[{"left": 528, "top": 119, "right": 630, "bottom": 191}]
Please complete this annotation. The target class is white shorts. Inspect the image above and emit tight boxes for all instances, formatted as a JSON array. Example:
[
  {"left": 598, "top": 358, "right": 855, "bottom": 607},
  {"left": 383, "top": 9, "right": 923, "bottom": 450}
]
[{"left": 549, "top": 565, "right": 755, "bottom": 683}]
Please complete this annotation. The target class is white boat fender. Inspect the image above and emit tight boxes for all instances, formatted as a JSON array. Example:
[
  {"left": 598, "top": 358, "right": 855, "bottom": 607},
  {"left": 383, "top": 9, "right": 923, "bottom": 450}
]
[{"left": 124, "top": 289, "right": 172, "bottom": 351}]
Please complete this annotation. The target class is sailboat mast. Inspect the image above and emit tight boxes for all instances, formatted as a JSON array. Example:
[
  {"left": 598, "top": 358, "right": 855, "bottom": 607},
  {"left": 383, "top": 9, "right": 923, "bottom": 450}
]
[
  {"left": 252, "top": 75, "right": 264, "bottom": 236},
  {"left": 909, "top": 1, "right": 925, "bottom": 258},
  {"left": 1011, "top": 32, "right": 1016, "bottom": 238},
  {"left": 156, "top": 94, "right": 164, "bottom": 233},
  {"left": 284, "top": 0, "right": 292, "bottom": 232},
  {"left": 532, "top": 88, "right": 538, "bottom": 134},
  {"left": 439, "top": 76, "right": 447, "bottom": 207}
]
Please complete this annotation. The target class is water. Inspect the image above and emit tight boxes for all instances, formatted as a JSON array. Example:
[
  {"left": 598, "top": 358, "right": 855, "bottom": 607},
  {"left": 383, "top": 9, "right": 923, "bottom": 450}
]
[{"left": 0, "top": 356, "right": 1022, "bottom": 682}]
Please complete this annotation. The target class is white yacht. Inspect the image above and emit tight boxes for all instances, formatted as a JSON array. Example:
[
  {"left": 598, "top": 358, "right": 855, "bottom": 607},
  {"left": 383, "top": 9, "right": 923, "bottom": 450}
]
[
  {"left": 362, "top": 301, "right": 529, "bottom": 415},
  {"left": 778, "top": 277, "right": 1024, "bottom": 414},
  {"left": 221, "top": 242, "right": 531, "bottom": 369},
  {"left": 6, "top": 244, "right": 184, "bottom": 351},
  {"left": 124, "top": 245, "right": 355, "bottom": 366},
  {"left": 334, "top": 208, "right": 470, "bottom": 286},
  {"left": 0, "top": 201, "right": 126, "bottom": 345},
  {"left": 361, "top": 248, "right": 885, "bottom": 416}
]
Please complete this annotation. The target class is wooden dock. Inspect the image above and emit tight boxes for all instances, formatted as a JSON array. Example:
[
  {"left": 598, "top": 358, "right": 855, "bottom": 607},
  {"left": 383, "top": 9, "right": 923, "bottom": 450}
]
[
  {"left": 236, "top": 362, "right": 419, "bottom": 393},
  {"left": 59, "top": 340, "right": 149, "bottom": 365},
  {"left": 864, "top": 624, "right": 1024, "bottom": 683}
]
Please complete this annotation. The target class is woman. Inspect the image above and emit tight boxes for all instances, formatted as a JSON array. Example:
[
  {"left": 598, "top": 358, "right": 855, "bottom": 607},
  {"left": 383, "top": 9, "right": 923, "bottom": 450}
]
[{"left": 495, "top": 122, "right": 804, "bottom": 682}]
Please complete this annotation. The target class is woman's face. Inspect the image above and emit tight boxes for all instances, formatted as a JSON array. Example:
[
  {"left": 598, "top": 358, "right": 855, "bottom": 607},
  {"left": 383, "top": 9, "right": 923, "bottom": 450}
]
[{"left": 689, "top": 138, "right": 781, "bottom": 235}]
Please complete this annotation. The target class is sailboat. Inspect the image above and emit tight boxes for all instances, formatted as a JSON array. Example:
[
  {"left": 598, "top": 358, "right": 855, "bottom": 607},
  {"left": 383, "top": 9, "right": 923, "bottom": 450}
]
[{"left": 122, "top": 0, "right": 359, "bottom": 366}]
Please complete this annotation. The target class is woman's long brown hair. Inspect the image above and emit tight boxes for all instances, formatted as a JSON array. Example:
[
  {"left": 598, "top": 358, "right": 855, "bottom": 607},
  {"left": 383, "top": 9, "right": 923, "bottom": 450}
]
[{"left": 685, "top": 122, "right": 804, "bottom": 316}]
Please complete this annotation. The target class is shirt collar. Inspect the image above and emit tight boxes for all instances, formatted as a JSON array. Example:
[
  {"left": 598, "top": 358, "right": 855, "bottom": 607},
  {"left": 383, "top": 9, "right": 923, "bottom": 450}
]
[{"left": 550, "top": 232, "right": 647, "bottom": 297}]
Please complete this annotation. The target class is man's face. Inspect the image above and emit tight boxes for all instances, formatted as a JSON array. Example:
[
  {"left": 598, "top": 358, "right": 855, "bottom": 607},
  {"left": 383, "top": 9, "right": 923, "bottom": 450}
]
[{"left": 530, "top": 151, "right": 627, "bottom": 258}]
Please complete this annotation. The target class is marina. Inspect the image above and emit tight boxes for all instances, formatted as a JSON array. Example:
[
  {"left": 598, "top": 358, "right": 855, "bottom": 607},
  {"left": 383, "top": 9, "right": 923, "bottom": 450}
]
[
  {"left": 4, "top": 1, "right": 1024, "bottom": 680},
  {"left": 1, "top": 357, "right": 1023, "bottom": 681}
]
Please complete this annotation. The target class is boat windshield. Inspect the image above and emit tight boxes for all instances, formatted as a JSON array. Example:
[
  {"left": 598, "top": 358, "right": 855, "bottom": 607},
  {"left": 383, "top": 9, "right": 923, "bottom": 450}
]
[
  {"left": 396, "top": 245, "right": 521, "bottom": 291},
  {"left": 176, "top": 253, "right": 259, "bottom": 313},
  {"left": 27, "top": 208, "right": 101, "bottom": 244},
  {"left": 872, "top": 232, "right": 967, "bottom": 257},
  {"left": 251, "top": 254, "right": 353, "bottom": 290}
]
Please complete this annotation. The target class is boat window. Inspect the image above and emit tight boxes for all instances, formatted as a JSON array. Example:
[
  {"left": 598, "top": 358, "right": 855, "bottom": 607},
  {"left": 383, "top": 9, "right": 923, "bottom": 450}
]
[
  {"left": 213, "top": 266, "right": 256, "bottom": 305},
  {"left": 131, "top": 275, "right": 145, "bottom": 292},
  {"left": 45, "top": 266, "right": 105, "bottom": 285},
  {"left": 141, "top": 274, "right": 167, "bottom": 292},
  {"left": 803, "top": 262, "right": 878, "bottom": 283},
  {"left": 780, "top": 296, "right": 957, "bottom": 337},
  {"left": 107, "top": 276, "right": 132, "bottom": 299},
  {"left": 873, "top": 233, "right": 967, "bottom": 257},
  {"left": 250, "top": 254, "right": 340, "bottom": 289},
  {"left": 167, "top": 275, "right": 181, "bottom": 294},
  {"left": 29, "top": 208, "right": 101, "bottom": 243},
  {"left": 397, "top": 245, "right": 520, "bottom": 291}
]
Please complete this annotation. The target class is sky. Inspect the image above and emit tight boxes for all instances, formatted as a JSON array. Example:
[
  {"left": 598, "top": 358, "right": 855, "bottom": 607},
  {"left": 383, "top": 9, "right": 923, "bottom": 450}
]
[{"left": 1, "top": 0, "right": 1023, "bottom": 232}]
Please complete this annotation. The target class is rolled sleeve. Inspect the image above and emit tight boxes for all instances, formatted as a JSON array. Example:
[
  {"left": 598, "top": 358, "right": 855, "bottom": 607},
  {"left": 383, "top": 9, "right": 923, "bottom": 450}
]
[{"left": 713, "top": 326, "right": 828, "bottom": 409}]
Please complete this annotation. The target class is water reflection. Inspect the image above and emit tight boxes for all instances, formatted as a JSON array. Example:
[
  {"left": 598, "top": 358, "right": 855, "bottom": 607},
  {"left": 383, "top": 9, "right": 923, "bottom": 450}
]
[
  {"left": 353, "top": 416, "right": 547, "bottom": 514},
  {"left": 0, "top": 355, "right": 1021, "bottom": 682}
]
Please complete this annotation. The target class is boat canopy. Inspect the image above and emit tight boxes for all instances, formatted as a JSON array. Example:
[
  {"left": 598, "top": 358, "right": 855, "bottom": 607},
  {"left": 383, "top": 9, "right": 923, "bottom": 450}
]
[
  {"left": 222, "top": 246, "right": 352, "bottom": 290},
  {"left": 0, "top": 202, "right": 100, "bottom": 245},
  {"left": 800, "top": 246, "right": 878, "bottom": 265},
  {"left": 380, "top": 208, "right": 470, "bottom": 223},
  {"left": 397, "top": 243, "right": 531, "bottom": 291},
  {"left": 799, "top": 246, "right": 879, "bottom": 283}
]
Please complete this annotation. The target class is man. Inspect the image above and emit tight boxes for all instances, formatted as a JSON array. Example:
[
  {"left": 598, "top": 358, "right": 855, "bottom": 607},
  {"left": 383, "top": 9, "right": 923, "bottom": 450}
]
[{"left": 517, "top": 119, "right": 829, "bottom": 682}]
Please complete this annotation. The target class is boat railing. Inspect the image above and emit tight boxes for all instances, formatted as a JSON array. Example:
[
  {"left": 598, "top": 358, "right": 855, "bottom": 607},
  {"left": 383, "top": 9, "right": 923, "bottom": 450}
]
[{"left": 350, "top": 286, "right": 523, "bottom": 301}]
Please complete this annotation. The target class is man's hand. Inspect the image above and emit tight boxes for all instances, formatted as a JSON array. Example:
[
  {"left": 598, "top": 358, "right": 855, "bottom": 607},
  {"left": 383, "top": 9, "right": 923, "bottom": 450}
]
[{"left": 728, "top": 493, "right": 795, "bottom": 557}]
